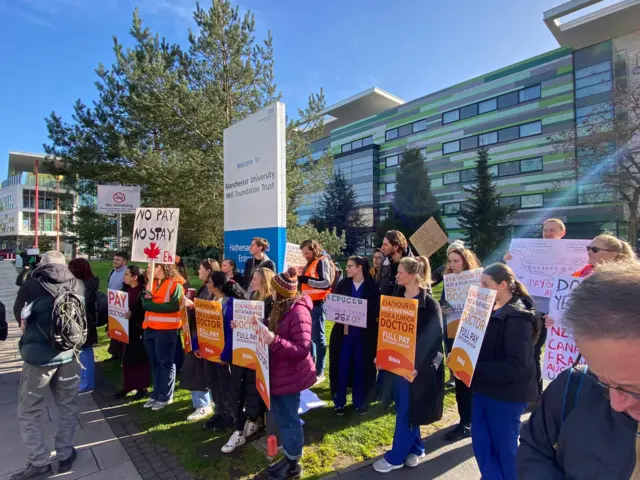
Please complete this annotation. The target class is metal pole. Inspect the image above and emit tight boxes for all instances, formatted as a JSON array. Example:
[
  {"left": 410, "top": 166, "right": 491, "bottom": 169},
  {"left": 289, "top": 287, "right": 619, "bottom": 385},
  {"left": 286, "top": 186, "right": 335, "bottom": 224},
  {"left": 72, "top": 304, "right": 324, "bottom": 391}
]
[
  {"left": 116, "top": 213, "right": 122, "bottom": 249},
  {"left": 34, "top": 159, "right": 39, "bottom": 249},
  {"left": 56, "top": 175, "right": 61, "bottom": 251}
]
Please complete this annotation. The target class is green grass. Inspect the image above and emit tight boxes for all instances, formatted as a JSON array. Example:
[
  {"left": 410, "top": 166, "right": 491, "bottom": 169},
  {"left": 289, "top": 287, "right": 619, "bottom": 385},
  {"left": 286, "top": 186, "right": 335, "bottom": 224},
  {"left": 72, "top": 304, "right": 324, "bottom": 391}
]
[{"left": 92, "top": 262, "right": 453, "bottom": 479}]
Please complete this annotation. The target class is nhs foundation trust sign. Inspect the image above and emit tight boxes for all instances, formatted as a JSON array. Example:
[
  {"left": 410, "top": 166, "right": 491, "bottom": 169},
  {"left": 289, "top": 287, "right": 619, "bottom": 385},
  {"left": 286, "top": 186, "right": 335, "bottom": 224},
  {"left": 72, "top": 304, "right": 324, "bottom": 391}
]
[{"left": 223, "top": 102, "right": 287, "bottom": 273}]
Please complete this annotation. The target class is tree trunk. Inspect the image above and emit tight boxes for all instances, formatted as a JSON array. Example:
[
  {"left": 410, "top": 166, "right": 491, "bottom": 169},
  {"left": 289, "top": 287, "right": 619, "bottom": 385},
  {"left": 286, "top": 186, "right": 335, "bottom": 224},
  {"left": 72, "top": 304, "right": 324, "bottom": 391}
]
[{"left": 628, "top": 213, "right": 638, "bottom": 248}]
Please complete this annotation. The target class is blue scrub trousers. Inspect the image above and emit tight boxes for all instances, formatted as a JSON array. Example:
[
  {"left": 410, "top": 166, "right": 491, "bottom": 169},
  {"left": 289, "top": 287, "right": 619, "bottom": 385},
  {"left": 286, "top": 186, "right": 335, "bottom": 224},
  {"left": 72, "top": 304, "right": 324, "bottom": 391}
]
[
  {"left": 384, "top": 374, "right": 424, "bottom": 466},
  {"left": 472, "top": 392, "right": 527, "bottom": 480},
  {"left": 79, "top": 347, "right": 95, "bottom": 392},
  {"left": 334, "top": 330, "right": 365, "bottom": 409}
]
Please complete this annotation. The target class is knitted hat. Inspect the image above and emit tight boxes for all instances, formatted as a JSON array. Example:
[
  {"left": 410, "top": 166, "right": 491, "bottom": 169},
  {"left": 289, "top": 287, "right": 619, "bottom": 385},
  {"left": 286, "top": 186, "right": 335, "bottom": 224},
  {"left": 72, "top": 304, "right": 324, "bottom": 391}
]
[{"left": 271, "top": 267, "right": 298, "bottom": 298}]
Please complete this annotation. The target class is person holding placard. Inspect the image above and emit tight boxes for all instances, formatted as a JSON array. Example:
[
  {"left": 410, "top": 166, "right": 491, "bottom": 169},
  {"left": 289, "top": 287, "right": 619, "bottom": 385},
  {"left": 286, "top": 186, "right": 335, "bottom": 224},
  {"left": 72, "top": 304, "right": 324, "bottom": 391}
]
[
  {"left": 141, "top": 263, "right": 184, "bottom": 411},
  {"left": 441, "top": 242, "right": 481, "bottom": 442},
  {"left": 329, "top": 256, "right": 379, "bottom": 416},
  {"left": 469, "top": 264, "right": 539, "bottom": 480},
  {"left": 250, "top": 267, "right": 276, "bottom": 321},
  {"left": 373, "top": 257, "right": 445, "bottom": 474}
]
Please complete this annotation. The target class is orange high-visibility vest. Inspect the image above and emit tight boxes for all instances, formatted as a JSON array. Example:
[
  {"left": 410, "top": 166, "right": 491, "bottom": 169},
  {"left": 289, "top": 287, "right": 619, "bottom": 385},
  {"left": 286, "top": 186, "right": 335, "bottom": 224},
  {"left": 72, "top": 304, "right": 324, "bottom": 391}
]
[
  {"left": 572, "top": 265, "right": 594, "bottom": 278},
  {"left": 143, "top": 278, "right": 183, "bottom": 330},
  {"left": 301, "top": 256, "right": 331, "bottom": 302}
]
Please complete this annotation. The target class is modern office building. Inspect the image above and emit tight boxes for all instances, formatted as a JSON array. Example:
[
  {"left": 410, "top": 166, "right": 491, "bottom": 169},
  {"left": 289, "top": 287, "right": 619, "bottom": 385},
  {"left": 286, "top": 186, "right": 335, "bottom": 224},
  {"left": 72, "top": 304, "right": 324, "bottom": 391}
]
[
  {"left": 0, "top": 151, "right": 74, "bottom": 255},
  {"left": 298, "top": 0, "right": 640, "bottom": 249}
]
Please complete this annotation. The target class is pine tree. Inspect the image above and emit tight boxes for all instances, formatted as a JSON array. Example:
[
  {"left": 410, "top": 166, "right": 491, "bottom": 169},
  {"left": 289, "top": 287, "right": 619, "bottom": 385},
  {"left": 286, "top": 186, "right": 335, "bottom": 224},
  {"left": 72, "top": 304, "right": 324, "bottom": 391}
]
[
  {"left": 311, "top": 171, "right": 365, "bottom": 255},
  {"left": 458, "top": 146, "right": 514, "bottom": 262}
]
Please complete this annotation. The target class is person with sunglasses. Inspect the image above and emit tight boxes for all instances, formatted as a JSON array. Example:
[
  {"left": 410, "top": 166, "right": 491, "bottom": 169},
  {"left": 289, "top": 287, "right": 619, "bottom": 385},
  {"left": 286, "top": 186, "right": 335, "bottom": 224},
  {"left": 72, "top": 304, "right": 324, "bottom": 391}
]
[{"left": 518, "top": 261, "right": 640, "bottom": 479}]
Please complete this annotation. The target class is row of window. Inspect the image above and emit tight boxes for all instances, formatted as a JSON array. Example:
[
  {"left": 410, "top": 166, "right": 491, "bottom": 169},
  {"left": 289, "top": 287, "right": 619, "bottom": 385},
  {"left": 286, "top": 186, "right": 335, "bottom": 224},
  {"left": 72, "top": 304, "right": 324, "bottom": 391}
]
[
  {"left": 442, "top": 84, "right": 542, "bottom": 125},
  {"left": 0, "top": 195, "right": 15, "bottom": 210},
  {"left": 385, "top": 118, "right": 428, "bottom": 142},
  {"left": 442, "top": 157, "right": 543, "bottom": 185},
  {"left": 442, "top": 193, "right": 545, "bottom": 216},
  {"left": 442, "top": 120, "right": 543, "bottom": 155},
  {"left": 575, "top": 60, "right": 613, "bottom": 100},
  {"left": 383, "top": 149, "right": 427, "bottom": 168},
  {"left": 576, "top": 100, "right": 614, "bottom": 137},
  {"left": 341, "top": 135, "right": 373, "bottom": 153}
]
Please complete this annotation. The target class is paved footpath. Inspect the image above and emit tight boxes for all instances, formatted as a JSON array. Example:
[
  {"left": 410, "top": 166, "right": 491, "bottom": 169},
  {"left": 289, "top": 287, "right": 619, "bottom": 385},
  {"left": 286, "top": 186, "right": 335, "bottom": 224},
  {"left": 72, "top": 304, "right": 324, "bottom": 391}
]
[{"left": 0, "top": 260, "right": 141, "bottom": 480}]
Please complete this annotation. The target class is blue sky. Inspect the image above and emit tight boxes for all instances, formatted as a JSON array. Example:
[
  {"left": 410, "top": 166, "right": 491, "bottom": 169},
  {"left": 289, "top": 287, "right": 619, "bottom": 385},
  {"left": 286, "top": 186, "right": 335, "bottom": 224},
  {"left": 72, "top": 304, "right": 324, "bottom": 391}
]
[{"left": 0, "top": 0, "right": 617, "bottom": 176}]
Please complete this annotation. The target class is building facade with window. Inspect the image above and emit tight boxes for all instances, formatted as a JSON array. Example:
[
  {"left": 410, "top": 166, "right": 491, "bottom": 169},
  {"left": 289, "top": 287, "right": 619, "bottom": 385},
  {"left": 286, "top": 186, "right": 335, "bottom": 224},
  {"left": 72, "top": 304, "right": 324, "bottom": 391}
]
[{"left": 297, "top": 0, "right": 640, "bottom": 247}]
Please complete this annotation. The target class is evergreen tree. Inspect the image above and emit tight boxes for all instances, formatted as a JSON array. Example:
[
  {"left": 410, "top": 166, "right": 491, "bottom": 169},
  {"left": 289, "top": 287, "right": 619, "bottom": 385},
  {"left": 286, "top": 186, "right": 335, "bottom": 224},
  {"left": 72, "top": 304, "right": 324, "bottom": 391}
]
[
  {"left": 311, "top": 171, "right": 364, "bottom": 255},
  {"left": 458, "top": 146, "right": 514, "bottom": 262},
  {"left": 68, "top": 205, "right": 117, "bottom": 257}
]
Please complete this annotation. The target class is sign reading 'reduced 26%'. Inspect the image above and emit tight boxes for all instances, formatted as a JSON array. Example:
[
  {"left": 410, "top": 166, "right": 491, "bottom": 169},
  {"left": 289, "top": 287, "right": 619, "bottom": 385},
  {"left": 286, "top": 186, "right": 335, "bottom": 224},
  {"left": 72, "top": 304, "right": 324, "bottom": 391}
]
[
  {"left": 131, "top": 208, "right": 180, "bottom": 264},
  {"left": 326, "top": 294, "right": 368, "bottom": 329}
]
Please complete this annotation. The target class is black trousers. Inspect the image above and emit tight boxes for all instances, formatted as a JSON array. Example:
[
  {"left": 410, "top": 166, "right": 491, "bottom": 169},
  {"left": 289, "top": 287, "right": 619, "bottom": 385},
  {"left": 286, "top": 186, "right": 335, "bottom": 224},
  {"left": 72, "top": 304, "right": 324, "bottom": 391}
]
[
  {"left": 230, "top": 365, "right": 264, "bottom": 431},
  {"left": 204, "top": 361, "right": 234, "bottom": 417},
  {"left": 447, "top": 338, "right": 472, "bottom": 426},
  {"left": 534, "top": 327, "right": 548, "bottom": 396}
]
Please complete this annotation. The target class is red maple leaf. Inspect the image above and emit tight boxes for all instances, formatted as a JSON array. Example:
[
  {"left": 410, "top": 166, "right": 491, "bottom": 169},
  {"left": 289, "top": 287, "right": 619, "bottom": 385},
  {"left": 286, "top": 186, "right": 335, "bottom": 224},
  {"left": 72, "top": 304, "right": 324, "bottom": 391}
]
[{"left": 144, "top": 242, "right": 161, "bottom": 260}]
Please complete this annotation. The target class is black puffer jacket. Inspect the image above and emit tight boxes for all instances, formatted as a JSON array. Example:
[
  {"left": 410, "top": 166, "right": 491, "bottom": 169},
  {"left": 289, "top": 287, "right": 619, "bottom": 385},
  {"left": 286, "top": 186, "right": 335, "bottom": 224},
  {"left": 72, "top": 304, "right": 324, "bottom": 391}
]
[
  {"left": 379, "top": 247, "right": 414, "bottom": 296},
  {"left": 82, "top": 276, "right": 100, "bottom": 348}
]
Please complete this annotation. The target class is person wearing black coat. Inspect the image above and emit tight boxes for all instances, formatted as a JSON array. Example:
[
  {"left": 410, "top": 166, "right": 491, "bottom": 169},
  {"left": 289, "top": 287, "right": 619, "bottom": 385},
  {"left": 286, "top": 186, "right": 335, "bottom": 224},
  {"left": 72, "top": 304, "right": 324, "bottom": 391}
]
[
  {"left": 469, "top": 263, "right": 539, "bottom": 480},
  {"left": 329, "top": 256, "right": 379, "bottom": 415},
  {"left": 242, "top": 237, "right": 276, "bottom": 292},
  {"left": 373, "top": 256, "right": 445, "bottom": 474},
  {"left": 378, "top": 231, "right": 414, "bottom": 296}
]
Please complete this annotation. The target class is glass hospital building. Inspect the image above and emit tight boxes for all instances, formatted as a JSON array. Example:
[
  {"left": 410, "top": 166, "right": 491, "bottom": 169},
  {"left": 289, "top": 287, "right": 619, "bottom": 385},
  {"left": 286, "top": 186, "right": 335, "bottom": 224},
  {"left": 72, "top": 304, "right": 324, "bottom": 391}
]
[{"left": 297, "top": 0, "right": 640, "bottom": 251}]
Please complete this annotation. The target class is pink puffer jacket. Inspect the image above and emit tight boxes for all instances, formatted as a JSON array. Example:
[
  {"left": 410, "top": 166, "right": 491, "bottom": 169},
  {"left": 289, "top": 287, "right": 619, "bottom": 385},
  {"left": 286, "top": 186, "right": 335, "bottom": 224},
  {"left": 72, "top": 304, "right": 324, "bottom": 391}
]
[{"left": 269, "top": 295, "right": 317, "bottom": 396}]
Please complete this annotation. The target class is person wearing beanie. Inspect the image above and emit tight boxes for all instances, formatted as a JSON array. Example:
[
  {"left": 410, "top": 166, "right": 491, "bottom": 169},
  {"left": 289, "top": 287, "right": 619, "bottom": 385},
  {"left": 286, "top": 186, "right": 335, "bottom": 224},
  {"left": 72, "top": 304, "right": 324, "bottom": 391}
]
[{"left": 260, "top": 267, "right": 317, "bottom": 480}]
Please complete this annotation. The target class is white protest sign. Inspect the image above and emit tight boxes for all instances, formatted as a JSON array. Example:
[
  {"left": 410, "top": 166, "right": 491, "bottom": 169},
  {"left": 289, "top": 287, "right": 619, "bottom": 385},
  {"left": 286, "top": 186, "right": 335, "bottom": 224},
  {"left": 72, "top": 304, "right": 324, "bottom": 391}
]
[
  {"left": 255, "top": 320, "right": 271, "bottom": 409},
  {"left": 284, "top": 242, "right": 306, "bottom": 273},
  {"left": 326, "top": 293, "right": 368, "bottom": 329},
  {"left": 543, "top": 276, "right": 586, "bottom": 381},
  {"left": 443, "top": 268, "right": 483, "bottom": 338},
  {"left": 506, "top": 239, "right": 590, "bottom": 298},
  {"left": 107, "top": 289, "right": 129, "bottom": 343},
  {"left": 131, "top": 208, "right": 180, "bottom": 264},
  {"left": 449, "top": 286, "right": 497, "bottom": 387},
  {"left": 97, "top": 185, "right": 140, "bottom": 214},
  {"left": 232, "top": 300, "right": 265, "bottom": 369}
]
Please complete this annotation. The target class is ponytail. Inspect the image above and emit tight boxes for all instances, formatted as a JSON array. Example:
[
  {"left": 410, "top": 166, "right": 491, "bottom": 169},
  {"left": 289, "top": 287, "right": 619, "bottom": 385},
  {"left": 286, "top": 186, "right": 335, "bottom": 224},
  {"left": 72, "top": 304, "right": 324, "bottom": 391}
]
[
  {"left": 594, "top": 234, "right": 637, "bottom": 263},
  {"left": 210, "top": 271, "right": 248, "bottom": 300},
  {"left": 483, "top": 263, "right": 531, "bottom": 300},
  {"left": 399, "top": 256, "right": 432, "bottom": 290}
]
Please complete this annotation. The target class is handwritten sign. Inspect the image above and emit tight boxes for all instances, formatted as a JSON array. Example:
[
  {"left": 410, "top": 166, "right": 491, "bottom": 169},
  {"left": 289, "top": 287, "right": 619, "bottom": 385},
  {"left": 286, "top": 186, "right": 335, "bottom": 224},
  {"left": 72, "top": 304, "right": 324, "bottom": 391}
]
[
  {"left": 181, "top": 309, "right": 193, "bottom": 353},
  {"left": 284, "top": 242, "right": 306, "bottom": 273},
  {"left": 376, "top": 296, "right": 418, "bottom": 382},
  {"left": 543, "top": 276, "right": 586, "bottom": 381},
  {"left": 326, "top": 294, "right": 368, "bottom": 329},
  {"left": 409, "top": 217, "right": 448, "bottom": 258},
  {"left": 108, "top": 289, "right": 129, "bottom": 344},
  {"left": 443, "top": 268, "right": 483, "bottom": 339},
  {"left": 506, "top": 239, "right": 590, "bottom": 298},
  {"left": 131, "top": 208, "right": 180, "bottom": 264},
  {"left": 449, "top": 286, "right": 497, "bottom": 388},
  {"left": 255, "top": 320, "right": 271, "bottom": 409},
  {"left": 232, "top": 300, "right": 265, "bottom": 369},
  {"left": 195, "top": 299, "right": 224, "bottom": 363}
]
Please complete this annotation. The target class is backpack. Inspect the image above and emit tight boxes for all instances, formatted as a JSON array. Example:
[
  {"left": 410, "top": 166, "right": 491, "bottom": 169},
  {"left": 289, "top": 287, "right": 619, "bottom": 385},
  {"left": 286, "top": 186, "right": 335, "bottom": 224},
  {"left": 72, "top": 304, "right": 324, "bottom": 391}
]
[
  {"left": 36, "top": 279, "right": 87, "bottom": 352},
  {"left": 561, "top": 362, "right": 588, "bottom": 424},
  {"left": 86, "top": 284, "right": 109, "bottom": 327}
]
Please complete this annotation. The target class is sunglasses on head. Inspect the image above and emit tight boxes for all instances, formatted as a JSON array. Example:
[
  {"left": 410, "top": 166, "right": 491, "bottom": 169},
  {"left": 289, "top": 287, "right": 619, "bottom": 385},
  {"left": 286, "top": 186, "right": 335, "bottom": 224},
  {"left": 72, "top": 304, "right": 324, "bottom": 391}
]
[{"left": 586, "top": 246, "right": 615, "bottom": 254}]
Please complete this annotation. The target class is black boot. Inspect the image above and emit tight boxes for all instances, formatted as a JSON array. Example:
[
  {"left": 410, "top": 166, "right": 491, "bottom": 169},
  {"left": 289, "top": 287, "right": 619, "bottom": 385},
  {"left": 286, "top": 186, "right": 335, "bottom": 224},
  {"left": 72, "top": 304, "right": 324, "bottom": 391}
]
[
  {"left": 268, "top": 457, "right": 302, "bottom": 479},
  {"left": 444, "top": 423, "right": 471, "bottom": 442},
  {"left": 9, "top": 463, "right": 53, "bottom": 480}
]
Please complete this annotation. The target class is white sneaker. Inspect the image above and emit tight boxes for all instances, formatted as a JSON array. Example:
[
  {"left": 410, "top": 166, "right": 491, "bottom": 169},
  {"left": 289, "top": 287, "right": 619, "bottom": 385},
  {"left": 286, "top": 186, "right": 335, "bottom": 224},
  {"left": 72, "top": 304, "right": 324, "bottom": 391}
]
[
  {"left": 372, "top": 458, "right": 403, "bottom": 473},
  {"left": 221, "top": 430, "right": 246, "bottom": 454},
  {"left": 143, "top": 399, "right": 157, "bottom": 409},
  {"left": 187, "top": 405, "right": 213, "bottom": 422},
  {"left": 405, "top": 452, "right": 426, "bottom": 468},
  {"left": 151, "top": 398, "right": 173, "bottom": 411},
  {"left": 243, "top": 420, "right": 259, "bottom": 438}
]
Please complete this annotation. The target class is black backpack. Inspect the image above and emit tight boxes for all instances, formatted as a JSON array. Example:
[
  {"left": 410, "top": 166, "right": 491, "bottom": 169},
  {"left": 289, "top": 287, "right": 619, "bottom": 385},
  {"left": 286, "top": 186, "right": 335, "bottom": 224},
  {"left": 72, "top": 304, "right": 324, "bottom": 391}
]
[
  {"left": 36, "top": 279, "right": 87, "bottom": 352},
  {"left": 86, "top": 284, "right": 109, "bottom": 327}
]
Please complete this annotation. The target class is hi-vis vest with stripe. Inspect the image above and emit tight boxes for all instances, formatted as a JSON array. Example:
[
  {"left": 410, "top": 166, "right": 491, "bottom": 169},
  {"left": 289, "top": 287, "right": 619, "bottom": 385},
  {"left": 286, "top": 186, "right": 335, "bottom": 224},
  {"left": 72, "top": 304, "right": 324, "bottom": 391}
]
[
  {"left": 301, "top": 256, "right": 330, "bottom": 302},
  {"left": 143, "top": 278, "right": 182, "bottom": 330}
]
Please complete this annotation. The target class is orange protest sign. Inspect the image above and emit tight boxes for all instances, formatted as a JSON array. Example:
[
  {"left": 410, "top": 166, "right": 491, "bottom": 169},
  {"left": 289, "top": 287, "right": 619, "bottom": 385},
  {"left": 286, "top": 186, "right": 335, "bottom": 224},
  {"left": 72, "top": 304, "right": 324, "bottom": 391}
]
[
  {"left": 195, "top": 298, "right": 224, "bottom": 363},
  {"left": 376, "top": 295, "right": 418, "bottom": 382},
  {"left": 181, "top": 309, "right": 192, "bottom": 353},
  {"left": 108, "top": 289, "right": 129, "bottom": 344}
]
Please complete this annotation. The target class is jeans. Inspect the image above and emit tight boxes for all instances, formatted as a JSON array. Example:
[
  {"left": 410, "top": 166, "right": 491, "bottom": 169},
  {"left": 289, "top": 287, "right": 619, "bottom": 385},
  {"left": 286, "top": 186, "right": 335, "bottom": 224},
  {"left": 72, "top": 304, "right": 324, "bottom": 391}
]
[
  {"left": 191, "top": 390, "right": 211, "bottom": 408},
  {"left": 310, "top": 301, "right": 327, "bottom": 376},
  {"left": 472, "top": 393, "right": 527, "bottom": 480},
  {"left": 144, "top": 328, "right": 178, "bottom": 402},
  {"left": 271, "top": 393, "right": 304, "bottom": 460},
  {"left": 334, "top": 332, "right": 365, "bottom": 409},
  {"left": 18, "top": 360, "right": 81, "bottom": 467},
  {"left": 79, "top": 346, "right": 95, "bottom": 392},
  {"left": 384, "top": 374, "right": 424, "bottom": 466}
]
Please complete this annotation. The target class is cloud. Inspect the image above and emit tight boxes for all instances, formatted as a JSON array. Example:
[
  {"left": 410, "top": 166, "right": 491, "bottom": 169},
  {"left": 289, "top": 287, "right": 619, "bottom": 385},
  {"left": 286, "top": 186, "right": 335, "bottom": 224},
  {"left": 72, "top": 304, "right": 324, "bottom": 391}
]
[{"left": 18, "top": 11, "right": 54, "bottom": 27}]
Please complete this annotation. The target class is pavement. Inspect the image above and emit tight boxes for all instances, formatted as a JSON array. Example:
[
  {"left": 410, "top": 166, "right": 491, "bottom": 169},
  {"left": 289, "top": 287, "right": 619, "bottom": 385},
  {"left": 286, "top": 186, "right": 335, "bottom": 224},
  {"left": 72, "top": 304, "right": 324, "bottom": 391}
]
[{"left": 0, "top": 260, "right": 142, "bottom": 480}]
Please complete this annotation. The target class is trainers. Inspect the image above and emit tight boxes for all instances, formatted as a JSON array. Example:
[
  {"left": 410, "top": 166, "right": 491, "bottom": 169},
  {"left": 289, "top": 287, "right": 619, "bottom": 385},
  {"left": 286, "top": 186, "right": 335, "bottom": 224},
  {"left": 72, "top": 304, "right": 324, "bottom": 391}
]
[
  {"left": 221, "top": 430, "right": 246, "bottom": 454},
  {"left": 405, "top": 452, "right": 425, "bottom": 468},
  {"left": 212, "top": 414, "right": 234, "bottom": 432},
  {"left": 187, "top": 405, "right": 213, "bottom": 422},
  {"left": 143, "top": 398, "right": 157, "bottom": 409},
  {"left": 444, "top": 423, "right": 471, "bottom": 442},
  {"left": 243, "top": 420, "right": 260, "bottom": 438},
  {"left": 151, "top": 398, "right": 173, "bottom": 411},
  {"left": 334, "top": 406, "right": 345, "bottom": 416},
  {"left": 9, "top": 463, "right": 53, "bottom": 480},
  {"left": 58, "top": 448, "right": 77, "bottom": 473},
  {"left": 372, "top": 458, "right": 403, "bottom": 473}
]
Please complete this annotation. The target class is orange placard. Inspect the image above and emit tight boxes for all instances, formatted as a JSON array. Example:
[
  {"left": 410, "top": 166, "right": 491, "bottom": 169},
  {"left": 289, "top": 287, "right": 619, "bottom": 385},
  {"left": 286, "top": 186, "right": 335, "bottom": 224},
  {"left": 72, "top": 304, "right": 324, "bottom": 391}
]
[
  {"left": 254, "top": 320, "right": 271, "bottom": 409},
  {"left": 195, "top": 299, "right": 224, "bottom": 363},
  {"left": 181, "top": 309, "right": 192, "bottom": 353},
  {"left": 108, "top": 289, "right": 130, "bottom": 344},
  {"left": 376, "top": 295, "right": 418, "bottom": 382}
]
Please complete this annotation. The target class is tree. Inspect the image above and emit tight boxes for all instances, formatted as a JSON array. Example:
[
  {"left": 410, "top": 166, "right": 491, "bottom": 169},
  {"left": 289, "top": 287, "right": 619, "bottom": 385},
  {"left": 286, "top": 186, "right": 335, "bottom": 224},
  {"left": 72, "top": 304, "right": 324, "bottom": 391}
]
[
  {"left": 554, "top": 82, "right": 640, "bottom": 246},
  {"left": 458, "top": 146, "right": 514, "bottom": 262},
  {"left": 68, "top": 205, "right": 117, "bottom": 257},
  {"left": 311, "top": 171, "right": 364, "bottom": 255},
  {"left": 287, "top": 224, "right": 346, "bottom": 257}
]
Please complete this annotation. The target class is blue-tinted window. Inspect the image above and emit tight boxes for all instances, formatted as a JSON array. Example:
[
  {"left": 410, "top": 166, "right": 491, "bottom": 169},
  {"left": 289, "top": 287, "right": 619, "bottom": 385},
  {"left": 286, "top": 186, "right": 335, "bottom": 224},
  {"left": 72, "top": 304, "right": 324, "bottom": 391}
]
[
  {"left": 519, "top": 85, "right": 541, "bottom": 102},
  {"left": 413, "top": 119, "right": 427, "bottom": 133},
  {"left": 443, "top": 110, "right": 460, "bottom": 124},
  {"left": 386, "top": 129, "right": 399, "bottom": 141},
  {"left": 520, "top": 121, "right": 542, "bottom": 137},
  {"left": 443, "top": 140, "right": 460, "bottom": 155},
  {"left": 478, "top": 98, "right": 497, "bottom": 114}
]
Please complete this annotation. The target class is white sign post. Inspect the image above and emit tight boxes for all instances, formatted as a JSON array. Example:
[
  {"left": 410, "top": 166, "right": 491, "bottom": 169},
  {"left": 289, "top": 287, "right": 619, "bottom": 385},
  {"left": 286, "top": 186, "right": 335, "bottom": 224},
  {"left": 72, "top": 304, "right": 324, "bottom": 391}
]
[{"left": 326, "top": 293, "right": 368, "bottom": 329}]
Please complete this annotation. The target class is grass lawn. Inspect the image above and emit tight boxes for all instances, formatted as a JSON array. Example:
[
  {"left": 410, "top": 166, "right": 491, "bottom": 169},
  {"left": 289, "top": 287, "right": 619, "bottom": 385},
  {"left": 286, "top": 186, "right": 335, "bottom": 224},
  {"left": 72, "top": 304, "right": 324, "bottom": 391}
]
[{"left": 91, "top": 260, "right": 454, "bottom": 479}]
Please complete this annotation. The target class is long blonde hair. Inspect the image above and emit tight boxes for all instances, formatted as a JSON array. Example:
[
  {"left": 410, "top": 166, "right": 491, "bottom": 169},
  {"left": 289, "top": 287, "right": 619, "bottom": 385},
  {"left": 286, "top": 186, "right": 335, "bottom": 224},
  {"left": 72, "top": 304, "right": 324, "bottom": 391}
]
[
  {"left": 251, "top": 267, "right": 275, "bottom": 301},
  {"left": 593, "top": 234, "right": 636, "bottom": 262},
  {"left": 399, "top": 256, "right": 432, "bottom": 290}
]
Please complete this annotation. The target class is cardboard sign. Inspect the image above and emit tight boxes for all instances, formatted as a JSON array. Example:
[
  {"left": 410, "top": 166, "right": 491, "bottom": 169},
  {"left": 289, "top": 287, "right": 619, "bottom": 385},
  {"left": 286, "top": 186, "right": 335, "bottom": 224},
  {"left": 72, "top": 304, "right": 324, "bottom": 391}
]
[
  {"left": 543, "top": 276, "right": 586, "bottom": 381},
  {"left": 449, "top": 286, "right": 497, "bottom": 388},
  {"left": 284, "top": 242, "right": 306, "bottom": 273},
  {"left": 255, "top": 320, "right": 271, "bottom": 409},
  {"left": 409, "top": 217, "right": 448, "bottom": 258},
  {"left": 195, "top": 299, "right": 224, "bottom": 363},
  {"left": 232, "top": 300, "right": 265, "bottom": 369},
  {"left": 181, "top": 309, "right": 193, "bottom": 353},
  {"left": 131, "top": 208, "right": 180, "bottom": 264},
  {"left": 376, "top": 295, "right": 418, "bottom": 382},
  {"left": 506, "top": 239, "right": 590, "bottom": 298},
  {"left": 443, "top": 268, "right": 483, "bottom": 338},
  {"left": 326, "top": 293, "right": 368, "bottom": 329},
  {"left": 107, "top": 289, "right": 129, "bottom": 344}
]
